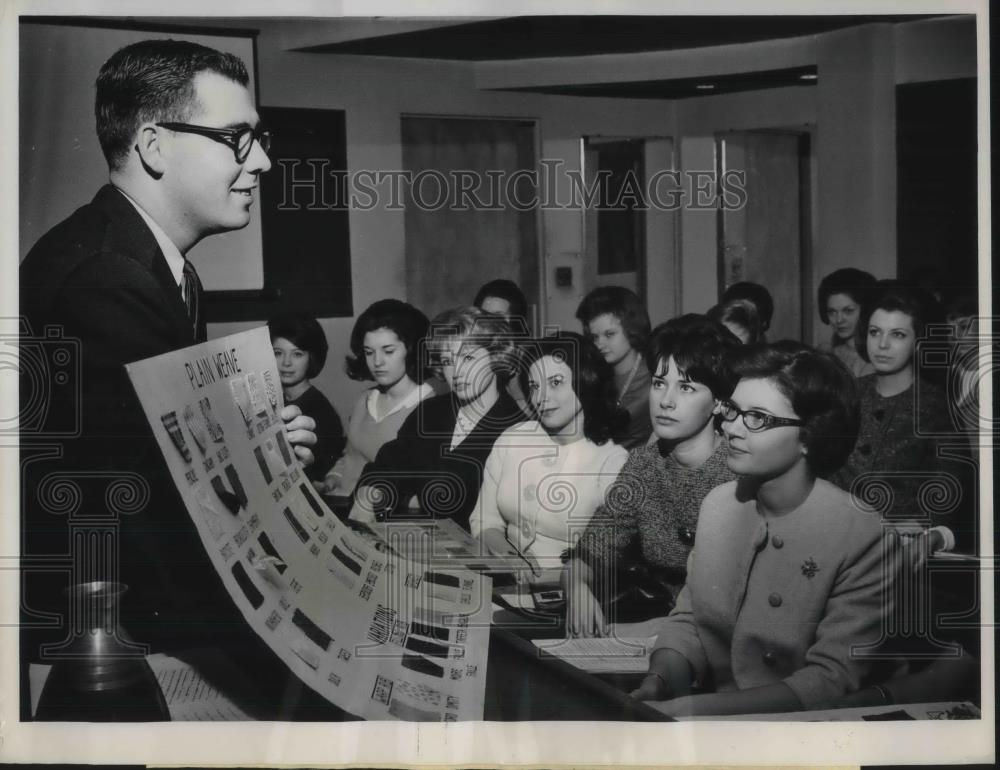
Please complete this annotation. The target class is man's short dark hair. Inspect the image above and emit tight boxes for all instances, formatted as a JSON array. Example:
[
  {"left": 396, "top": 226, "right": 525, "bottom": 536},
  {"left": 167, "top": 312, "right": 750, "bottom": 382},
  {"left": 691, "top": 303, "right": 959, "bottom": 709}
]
[
  {"left": 575, "top": 286, "right": 651, "bottom": 352},
  {"left": 96, "top": 39, "right": 250, "bottom": 171},
  {"left": 728, "top": 341, "right": 860, "bottom": 476},
  {"left": 268, "top": 312, "right": 329, "bottom": 379},
  {"left": 722, "top": 281, "right": 774, "bottom": 331}
]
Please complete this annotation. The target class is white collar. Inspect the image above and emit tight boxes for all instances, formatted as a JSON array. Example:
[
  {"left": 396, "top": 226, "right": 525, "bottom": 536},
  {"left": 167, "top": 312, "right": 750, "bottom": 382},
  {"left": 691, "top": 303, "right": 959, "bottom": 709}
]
[
  {"left": 116, "top": 187, "right": 187, "bottom": 294},
  {"left": 366, "top": 382, "right": 432, "bottom": 422}
]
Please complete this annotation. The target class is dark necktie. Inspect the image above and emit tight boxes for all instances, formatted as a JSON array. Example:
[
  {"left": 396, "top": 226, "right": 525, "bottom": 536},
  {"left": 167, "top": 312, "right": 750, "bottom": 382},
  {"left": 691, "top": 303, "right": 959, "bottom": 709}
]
[{"left": 181, "top": 259, "right": 201, "bottom": 339}]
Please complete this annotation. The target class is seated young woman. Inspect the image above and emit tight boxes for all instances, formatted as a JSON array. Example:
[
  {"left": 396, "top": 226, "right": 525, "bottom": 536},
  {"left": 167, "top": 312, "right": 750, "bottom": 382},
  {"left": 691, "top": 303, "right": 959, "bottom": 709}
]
[
  {"left": 721, "top": 281, "right": 773, "bottom": 341},
  {"left": 632, "top": 343, "right": 890, "bottom": 717},
  {"left": 829, "top": 281, "right": 975, "bottom": 556},
  {"left": 473, "top": 278, "right": 532, "bottom": 414},
  {"left": 320, "top": 299, "right": 433, "bottom": 499},
  {"left": 268, "top": 312, "right": 345, "bottom": 482},
  {"left": 817, "top": 267, "right": 877, "bottom": 377},
  {"left": 576, "top": 286, "right": 653, "bottom": 449},
  {"left": 562, "top": 314, "right": 742, "bottom": 637},
  {"left": 473, "top": 278, "right": 530, "bottom": 332},
  {"left": 707, "top": 298, "right": 763, "bottom": 345},
  {"left": 350, "top": 307, "right": 526, "bottom": 529},
  {"left": 469, "top": 332, "right": 629, "bottom": 581}
]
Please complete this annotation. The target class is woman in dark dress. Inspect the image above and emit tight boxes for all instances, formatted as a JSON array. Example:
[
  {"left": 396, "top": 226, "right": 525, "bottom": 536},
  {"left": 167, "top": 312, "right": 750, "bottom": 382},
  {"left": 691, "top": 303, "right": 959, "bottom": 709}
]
[
  {"left": 269, "top": 312, "right": 345, "bottom": 482},
  {"left": 575, "top": 286, "right": 652, "bottom": 449},
  {"left": 829, "top": 281, "right": 975, "bottom": 555}
]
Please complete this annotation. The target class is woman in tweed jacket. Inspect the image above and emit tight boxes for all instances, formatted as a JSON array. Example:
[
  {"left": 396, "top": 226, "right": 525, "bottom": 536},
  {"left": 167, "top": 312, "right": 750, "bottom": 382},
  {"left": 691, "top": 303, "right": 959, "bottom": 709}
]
[{"left": 562, "top": 315, "right": 742, "bottom": 637}]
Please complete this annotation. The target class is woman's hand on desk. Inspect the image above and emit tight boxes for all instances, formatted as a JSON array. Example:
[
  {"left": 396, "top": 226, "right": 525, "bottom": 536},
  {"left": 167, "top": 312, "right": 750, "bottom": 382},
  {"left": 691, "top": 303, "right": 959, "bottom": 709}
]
[
  {"left": 630, "top": 674, "right": 668, "bottom": 702},
  {"left": 280, "top": 405, "right": 317, "bottom": 466},
  {"left": 562, "top": 562, "right": 607, "bottom": 638},
  {"left": 887, "top": 524, "right": 946, "bottom": 574},
  {"left": 479, "top": 529, "right": 541, "bottom": 580},
  {"left": 316, "top": 468, "right": 344, "bottom": 496},
  {"left": 630, "top": 649, "right": 693, "bottom": 702},
  {"left": 647, "top": 694, "right": 711, "bottom": 718},
  {"left": 348, "top": 485, "right": 381, "bottom": 524}
]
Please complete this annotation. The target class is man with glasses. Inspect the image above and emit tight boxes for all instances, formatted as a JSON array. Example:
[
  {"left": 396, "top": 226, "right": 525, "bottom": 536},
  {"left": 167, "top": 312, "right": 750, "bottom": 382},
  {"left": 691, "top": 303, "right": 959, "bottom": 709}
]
[{"left": 20, "top": 40, "right": 321, "bottom": 714}]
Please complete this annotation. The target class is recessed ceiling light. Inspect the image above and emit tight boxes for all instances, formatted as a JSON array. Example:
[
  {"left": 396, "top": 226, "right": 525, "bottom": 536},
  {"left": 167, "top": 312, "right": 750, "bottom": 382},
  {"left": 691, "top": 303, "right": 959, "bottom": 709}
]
[
  {"left": 799, "top": 73, "right": 818, "bottom": 81},
  {"left": 696, "top": 84, "right": 715, "bottom": 90}
]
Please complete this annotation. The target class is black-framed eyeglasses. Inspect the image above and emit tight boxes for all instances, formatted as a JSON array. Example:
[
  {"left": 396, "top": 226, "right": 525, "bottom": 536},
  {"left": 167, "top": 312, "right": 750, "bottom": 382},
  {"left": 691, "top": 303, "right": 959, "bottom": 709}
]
[
  {"left": 719, "top": 400, "right": 804, "bottom": 432},
  {"left": 156, "top": 122, "right": 272, "bottom": 163}
]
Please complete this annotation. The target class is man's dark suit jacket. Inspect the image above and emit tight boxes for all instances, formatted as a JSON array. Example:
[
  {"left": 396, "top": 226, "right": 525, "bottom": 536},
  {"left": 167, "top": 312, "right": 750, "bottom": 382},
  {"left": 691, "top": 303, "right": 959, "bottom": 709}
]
[
  {"left": 20, "top": 185, "right": 250, "bottom": 653},
  {"left": 355, "top": 392, "right": 526, "bottom": 530}
]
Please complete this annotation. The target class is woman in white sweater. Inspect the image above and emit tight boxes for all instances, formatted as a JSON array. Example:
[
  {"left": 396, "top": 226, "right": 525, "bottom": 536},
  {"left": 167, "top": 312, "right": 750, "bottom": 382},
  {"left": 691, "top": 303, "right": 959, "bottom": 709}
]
[{"left": 470, "top": 332, "right": 629, "bottom": 580}]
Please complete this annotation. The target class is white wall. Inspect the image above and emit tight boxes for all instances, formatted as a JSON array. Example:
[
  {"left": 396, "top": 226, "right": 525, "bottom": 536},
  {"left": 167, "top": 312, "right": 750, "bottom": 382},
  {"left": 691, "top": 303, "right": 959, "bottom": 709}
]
[{"left": 19, "top": 22, "right": 264, "bottom": 291}]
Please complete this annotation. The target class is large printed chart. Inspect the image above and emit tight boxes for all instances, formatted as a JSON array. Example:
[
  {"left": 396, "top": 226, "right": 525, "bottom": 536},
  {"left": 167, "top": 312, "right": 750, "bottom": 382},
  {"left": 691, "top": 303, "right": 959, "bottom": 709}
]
[{"left": 126, "top": 327, "right": 491, "bottom": 721}]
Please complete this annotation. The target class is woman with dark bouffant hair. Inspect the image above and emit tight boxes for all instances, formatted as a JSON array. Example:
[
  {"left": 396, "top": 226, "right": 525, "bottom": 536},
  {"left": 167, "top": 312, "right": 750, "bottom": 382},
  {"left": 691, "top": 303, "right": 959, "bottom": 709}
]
[
  {"left": 633, "top": 343, "right": 891, "bottom": 717},
  {"left": 707, "top": 298, "right": 763, "bottom": 345},
  {"left": 831, "top": 280, "right": 973, "bottom": 554},
  {"left": 351, "top": 306, "right": 526, "bottom": 530},
  {"left": 320, "top": 299, "right": 432, "bottom": 497},
  {"left": 817, "top": 267, "right": 877, "bottom": 377},
  {"left": 473, "top": 278, "right": 529, "bottom": 330},
  {"left": 576, "top": 286, "right": 653, "bottom": 449},
  {"left": 269, "top": 312, "right": 344, "bottom": 482},
  {"left": 469, "top": 332, "right": 628, "bottom": 580}
]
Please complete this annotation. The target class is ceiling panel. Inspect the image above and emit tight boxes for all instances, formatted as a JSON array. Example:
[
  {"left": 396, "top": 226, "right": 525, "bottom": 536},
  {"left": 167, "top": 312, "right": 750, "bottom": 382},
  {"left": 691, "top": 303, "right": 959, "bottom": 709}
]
[{"left": 298, "top": 15, "right": 936, "bottom": 60}]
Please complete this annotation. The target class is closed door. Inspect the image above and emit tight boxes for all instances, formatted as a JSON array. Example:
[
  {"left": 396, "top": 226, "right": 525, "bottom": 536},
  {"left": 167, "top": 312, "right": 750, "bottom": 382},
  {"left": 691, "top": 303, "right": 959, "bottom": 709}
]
[
  {"left": 401, "top": 117, "right": 539, "bottom": 326},
  {"left": 583, "top": 138, "right": 645, "bottom": 298},
  {"left": 717, "top": 131, "right": 809, "bottom": 342}
]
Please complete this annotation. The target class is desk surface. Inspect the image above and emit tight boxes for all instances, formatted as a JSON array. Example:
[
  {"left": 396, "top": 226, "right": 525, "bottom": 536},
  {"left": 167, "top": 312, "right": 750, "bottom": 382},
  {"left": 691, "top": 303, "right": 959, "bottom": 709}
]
[
  {"left": 29, "top": 621, "right": 668, "bottom": 722},
  {"left": 676, "top": 701, "right": 981, "bottom": 722}
]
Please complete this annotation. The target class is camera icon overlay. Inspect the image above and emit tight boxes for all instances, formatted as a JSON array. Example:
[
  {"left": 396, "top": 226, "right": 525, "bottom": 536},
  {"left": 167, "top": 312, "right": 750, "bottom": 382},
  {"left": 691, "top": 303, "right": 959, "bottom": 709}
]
[
  {"left": 3, "top": 319, "right": 81, "bottom": 438},
  {"left": 916, "top": 319, "right": 996, "bottom": 438}
]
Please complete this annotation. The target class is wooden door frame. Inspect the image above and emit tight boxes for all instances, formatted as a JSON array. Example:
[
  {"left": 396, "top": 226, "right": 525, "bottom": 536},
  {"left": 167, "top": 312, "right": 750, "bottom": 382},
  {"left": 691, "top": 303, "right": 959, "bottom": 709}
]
[
  {"left": 714, "top": 127, "right": 816, "bottom": 342},
  {"left": 579, "top": 134, "right": 675, "bottom": 318},
  {"left": 399, "top": 112, "right": 544, "bottom": 334}
]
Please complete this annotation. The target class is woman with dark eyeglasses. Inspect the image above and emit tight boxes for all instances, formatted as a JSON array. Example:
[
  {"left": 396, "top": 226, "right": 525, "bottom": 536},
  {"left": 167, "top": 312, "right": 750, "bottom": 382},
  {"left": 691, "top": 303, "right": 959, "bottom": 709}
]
[
  {"left": 562, "top": 315, "right": 741, "bottom": 637},
  {"left": 632, "top": 343, "right": 892, "bottom": 717}
]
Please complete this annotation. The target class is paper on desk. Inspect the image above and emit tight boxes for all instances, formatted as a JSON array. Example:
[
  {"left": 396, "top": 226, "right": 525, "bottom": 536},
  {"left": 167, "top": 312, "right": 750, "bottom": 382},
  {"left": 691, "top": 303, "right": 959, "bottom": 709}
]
[
  {"left": 30, "top": 655, "right": 253, "bottom": 722},
  {"left": 498, "top": 591, "right": 536, "bottom": 610},
  {"left": 673, "top": 700, "right": 983, "bottom": 722},
  {"left": 610, "top": 618, "right": 666, "bottom": 639},
  {"left": 930, "top": 550, "right": 980, "bottom": 562},
  {"left": 532, "top": 636, "right": 656, "bottom": 673},
  {"left": 149, "top": 654, "right": 252, "bottom": 721}
]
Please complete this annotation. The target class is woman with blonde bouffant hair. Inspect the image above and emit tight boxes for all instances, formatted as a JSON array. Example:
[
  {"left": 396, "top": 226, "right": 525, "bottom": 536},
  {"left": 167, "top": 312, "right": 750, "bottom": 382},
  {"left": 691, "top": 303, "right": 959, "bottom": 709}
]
[{"left": 350, "top": 306, "right": 526, "bottom": 530}]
